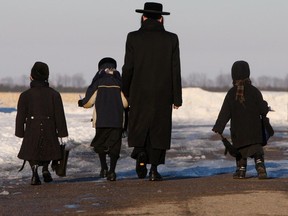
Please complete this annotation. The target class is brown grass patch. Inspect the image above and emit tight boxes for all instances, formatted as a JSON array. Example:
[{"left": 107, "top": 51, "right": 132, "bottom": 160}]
[{"left": 0, "top": 92, "right": 82, "bottom": 107}]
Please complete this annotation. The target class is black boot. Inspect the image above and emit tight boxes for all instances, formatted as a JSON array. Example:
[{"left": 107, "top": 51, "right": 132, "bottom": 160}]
[
  {"left": 233, "top": 158, "right": 247, "bottom": 179},
  {"left": 254, "top": 155, "right": 267, "bottom": 179},
  {"left": 42, "top": 163, "right": 53, "bottom": 183},
  {"left": 149, "top": 165, "right": 162, "bottom": 181},
  {"left": 107, "top": 171, "right": 117, "bottom": 181},
  {"left": 106, "top": 155, "right": 118, "bottom": 181},
  {"left": 149, "top": 170, "right": 163, "bottom": 181},
  {"left": 99, "top": 153, "right": 108, "bottom": 178},
  {"left": 136, "top": 152, "right": 148, "bottom": 179},
  {"left": 31, "top": 165, "right": 41, "bottom": 185},
  {"left": 233, "top": 158, "right": 241, "bottom": 179},
  {"left": 100, "top": 169, "right": 108, "bottom": 178},
  {"left": 42, "top": 170, "right": 53, "bottom": 183}
]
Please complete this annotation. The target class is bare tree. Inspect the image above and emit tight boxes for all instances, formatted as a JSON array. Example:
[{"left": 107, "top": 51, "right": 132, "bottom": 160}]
[
  {"left": 71, "top": 73, "right": 86, "bottom": 88},
  {"left": 215, "top": 73, "right": 231, "bottom": 88},
  {"left": 0, "top": 77, "right": 14, "bottom": 86}
]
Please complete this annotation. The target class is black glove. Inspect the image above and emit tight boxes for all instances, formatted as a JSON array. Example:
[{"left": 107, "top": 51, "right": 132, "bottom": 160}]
[
  {"left": 222, "top": 137, "right": 241, "bottom": 158},
  {"left": 78, "top": 99, "right": 83, "bottom": 107}
]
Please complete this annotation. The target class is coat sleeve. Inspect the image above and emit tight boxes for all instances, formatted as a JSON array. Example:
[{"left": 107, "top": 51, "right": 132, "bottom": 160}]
[
  {"left": 54, "top": 93, "right": 68, "bottom": 138},
  {"left": 15, "top": 93, "right": 27, "bottom": 138},
  {"left": 172, "top": 34, "right": 182, "bottom": 107},
  {"left": 82, "top": 72, "right": 100, "bottom": 108},
  {"left": 122, "top": 33, "right": 134, "bottom": 99},
  {"left": 212, "top": 93, "right": 231, "bottom": 134}
]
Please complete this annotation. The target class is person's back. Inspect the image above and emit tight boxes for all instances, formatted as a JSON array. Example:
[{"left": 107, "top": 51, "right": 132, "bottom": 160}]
[
  {"left": 92, "top": 70, "right": 123, "bottom": 128},
  {"left": 124, "top": 19, "right": 181, "bottom": 112},
  {"left": 79, "top": 57, "right": 127, "bottom": 181},
  {"left": 213, "top": 60, "right": 270, "bottom": 179},
  {"left": 16, "top": 61, "right": 68, "bottom": 185},
  {"left": 122, "top": 2, "right": 182, "bottom": 181},
  {"left": 224, "top": 83, "right": 267, "bottom": 148}
]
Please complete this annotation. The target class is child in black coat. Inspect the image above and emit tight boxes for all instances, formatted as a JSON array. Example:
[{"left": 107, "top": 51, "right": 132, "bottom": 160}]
[
  {"left": 212, "top": 60, "right": 272, "bottom": 179},
  {"left": 78, "top": 57, "right": 128, "bottom": 181},
  {"left": 15, "top": 62, "right": 68, "bottom": 185}
]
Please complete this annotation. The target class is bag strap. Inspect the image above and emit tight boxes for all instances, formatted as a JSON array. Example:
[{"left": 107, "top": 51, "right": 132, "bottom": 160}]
[{"left": 18, "top": 160, "right": 26, "bottom": 172}]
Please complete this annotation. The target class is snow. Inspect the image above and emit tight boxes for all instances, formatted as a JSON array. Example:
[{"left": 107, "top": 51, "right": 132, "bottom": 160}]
[{"left": 0, "top": 88, "right": 287, "bottom": 187}]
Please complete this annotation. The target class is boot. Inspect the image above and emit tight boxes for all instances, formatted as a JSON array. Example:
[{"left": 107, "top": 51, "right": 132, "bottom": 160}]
[
  {"left": 233, "top": 158, "right": 246, "bottom": 179},
  {"left": 238, "top": 166, "right": 246, "bottom": 179},
  {"left": 254, "top": 155, "right": 267, "bottom": 179},
  {"left": 149, "top": 165, "right": 162, "bottom": 181},
  {"left": 99, "top": 169, "right": 108, "bottom": 178},
  {"left": 99, "top": 153, "right": 108, "bottom": 178},
  {"left": 31, "top": 165, "right": 41, "bottom": 185},
  {"left": 233, "top": 159, "right": 241, "bottom": 179},
  {"left": 107, "top": 171, "right": 117, "bottom": 181},
  {"left": 42, "top": 163, "right": 53, "bottom": 183},
  {"left": 136, "top": 152, "right": 148, "bottom": 179}
]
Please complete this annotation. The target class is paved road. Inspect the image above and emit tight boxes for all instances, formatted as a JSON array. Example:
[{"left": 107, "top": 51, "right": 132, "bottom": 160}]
[{"left": 1, "top": 171, "right": 287, "bottom": 216}]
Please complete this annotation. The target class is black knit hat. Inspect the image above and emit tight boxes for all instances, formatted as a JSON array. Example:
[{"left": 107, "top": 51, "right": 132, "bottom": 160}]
[
  {"left": 136, "top": 2, "right": 170, "bottom": 19},
  {"left": 31, "top": 61, "right": 49, "bottom": 81},
  {"left": 98, "top": 57, "right": 117, "bottom": 70},
  {"left": 231, "top": 60, "right": 250, "bottom": 80}
]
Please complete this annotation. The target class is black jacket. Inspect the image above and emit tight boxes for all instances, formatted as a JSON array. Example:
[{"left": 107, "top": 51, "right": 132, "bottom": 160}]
[
  {"left": 15, "top": 80, "right": 68, "bottom": 161},
  {"left": 82, "top": 70, "right": 126, "bottom": 128},
  {"left": 213, "top": 83, "right": 269, "bottom": 149},
  {"left": 122, "top": 19, "right": 182, "bottom": 150}
]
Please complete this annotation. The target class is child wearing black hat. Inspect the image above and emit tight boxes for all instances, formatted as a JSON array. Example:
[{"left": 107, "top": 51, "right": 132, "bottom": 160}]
[
  {"left": 15, "top": 61, "right": 68, "bottom": 185},
  {"left": 78, "top": 57, "right": 128, "bottom": 181},
  {"left": 212, "top": 60, "right": 272, "bottom": 179}
]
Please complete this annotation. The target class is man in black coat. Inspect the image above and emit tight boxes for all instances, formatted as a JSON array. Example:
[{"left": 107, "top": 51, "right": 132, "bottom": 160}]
[
  {"left": 122, "top": 2, "right": 182, "bottom": 181},
  {"left": 15, "top": 61, "right": 68, "bottom": 185},
  {"left": 212, "top": 60, "right": 270, "bottom": 179}
]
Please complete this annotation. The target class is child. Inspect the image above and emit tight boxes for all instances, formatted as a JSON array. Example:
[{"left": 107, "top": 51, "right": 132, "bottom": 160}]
[
  {"left": 212, "top": 60, "right": 270, "bottom": 179},
  {"left": 78, "top": 57, "right": 128, "bottom": 181},
  {"left": 15, "top": 61, "right": 68, "bottom": 185}
]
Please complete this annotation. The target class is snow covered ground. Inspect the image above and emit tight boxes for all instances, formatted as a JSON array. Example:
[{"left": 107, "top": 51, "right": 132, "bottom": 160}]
[{"left": 0, "top": 88, "right": 287, "bottom": 187}]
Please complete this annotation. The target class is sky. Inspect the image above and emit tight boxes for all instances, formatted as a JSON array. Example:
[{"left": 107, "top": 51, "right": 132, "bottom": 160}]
[
  {"left": 0, "top": 0, "right": 288, "bottom": 85},
  {"left": 0, "top": 88, "right": 287, "bottom": 188}
]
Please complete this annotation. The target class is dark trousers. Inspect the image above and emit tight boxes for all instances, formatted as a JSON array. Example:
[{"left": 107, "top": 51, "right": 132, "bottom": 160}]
[
  {"left": 131, "top": 132, "right": 166, "bottom": 165},
  {"left": 28, "top": 160, "right": 50, "bottom": 171}
]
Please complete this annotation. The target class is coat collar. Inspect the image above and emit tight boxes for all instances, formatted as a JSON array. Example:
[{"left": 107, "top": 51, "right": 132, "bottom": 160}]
[
  {"left": 140, "top": 18, "right": 165, "bottom": 31},
  {"left": 30, "top": 80, "right": 49, "bottom": 88}
]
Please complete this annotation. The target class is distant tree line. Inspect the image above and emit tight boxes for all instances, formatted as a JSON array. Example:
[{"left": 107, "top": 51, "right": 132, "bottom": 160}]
[
  {"left": 182, "top": 73, "right": 288, "bottom": 92},
  {"left": 0, "top": 74, "right": 87, "bottom": 92},
  {"left": 0, "top": 73, "right": 287, "bottom": 92}
]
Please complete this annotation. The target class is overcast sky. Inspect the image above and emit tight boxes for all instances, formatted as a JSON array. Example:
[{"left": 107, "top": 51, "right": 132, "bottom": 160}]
[{"left": 0, "top": 0, "right": 287, "bottom": 84}]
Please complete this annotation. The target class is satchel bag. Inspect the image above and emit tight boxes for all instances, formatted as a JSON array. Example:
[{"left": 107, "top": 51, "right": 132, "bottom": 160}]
[
  {"left": 51, "top": 144, "right": 70, "bottom": 177},
  {"left": 261, "top": 115, "right": 274, "bottom": 146}
]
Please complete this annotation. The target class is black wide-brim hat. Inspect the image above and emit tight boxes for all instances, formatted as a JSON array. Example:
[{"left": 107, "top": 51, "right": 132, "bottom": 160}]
[{"left": 136, "top": 2, "right": 170, "bottom": 15}]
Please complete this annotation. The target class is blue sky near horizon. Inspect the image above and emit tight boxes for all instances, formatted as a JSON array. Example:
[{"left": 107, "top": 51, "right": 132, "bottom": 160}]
[{"left": 0, "top": 0, "right": 287, "bottom": 84}]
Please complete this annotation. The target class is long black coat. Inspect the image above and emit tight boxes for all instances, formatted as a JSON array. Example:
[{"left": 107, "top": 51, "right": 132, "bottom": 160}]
[
  {"left": 212, "top": 84, "right": 269, "bottom": 149},
  {"left": 15, "top": 81, "right": 68, "bottom": 161},
  {"left": 122, "top": 19, "right": 182, "bottom": 150}
]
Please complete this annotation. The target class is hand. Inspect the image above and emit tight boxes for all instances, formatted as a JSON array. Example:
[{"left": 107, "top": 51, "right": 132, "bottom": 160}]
[
  {"left": 212, "top": 128, "right": 221, "bottom": 134},
  {"left": 78, "top": 99, "right": 83, "bottom": 107},
  {"left": 173, "top": 105, "right": 180, "bottom": 109}
]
